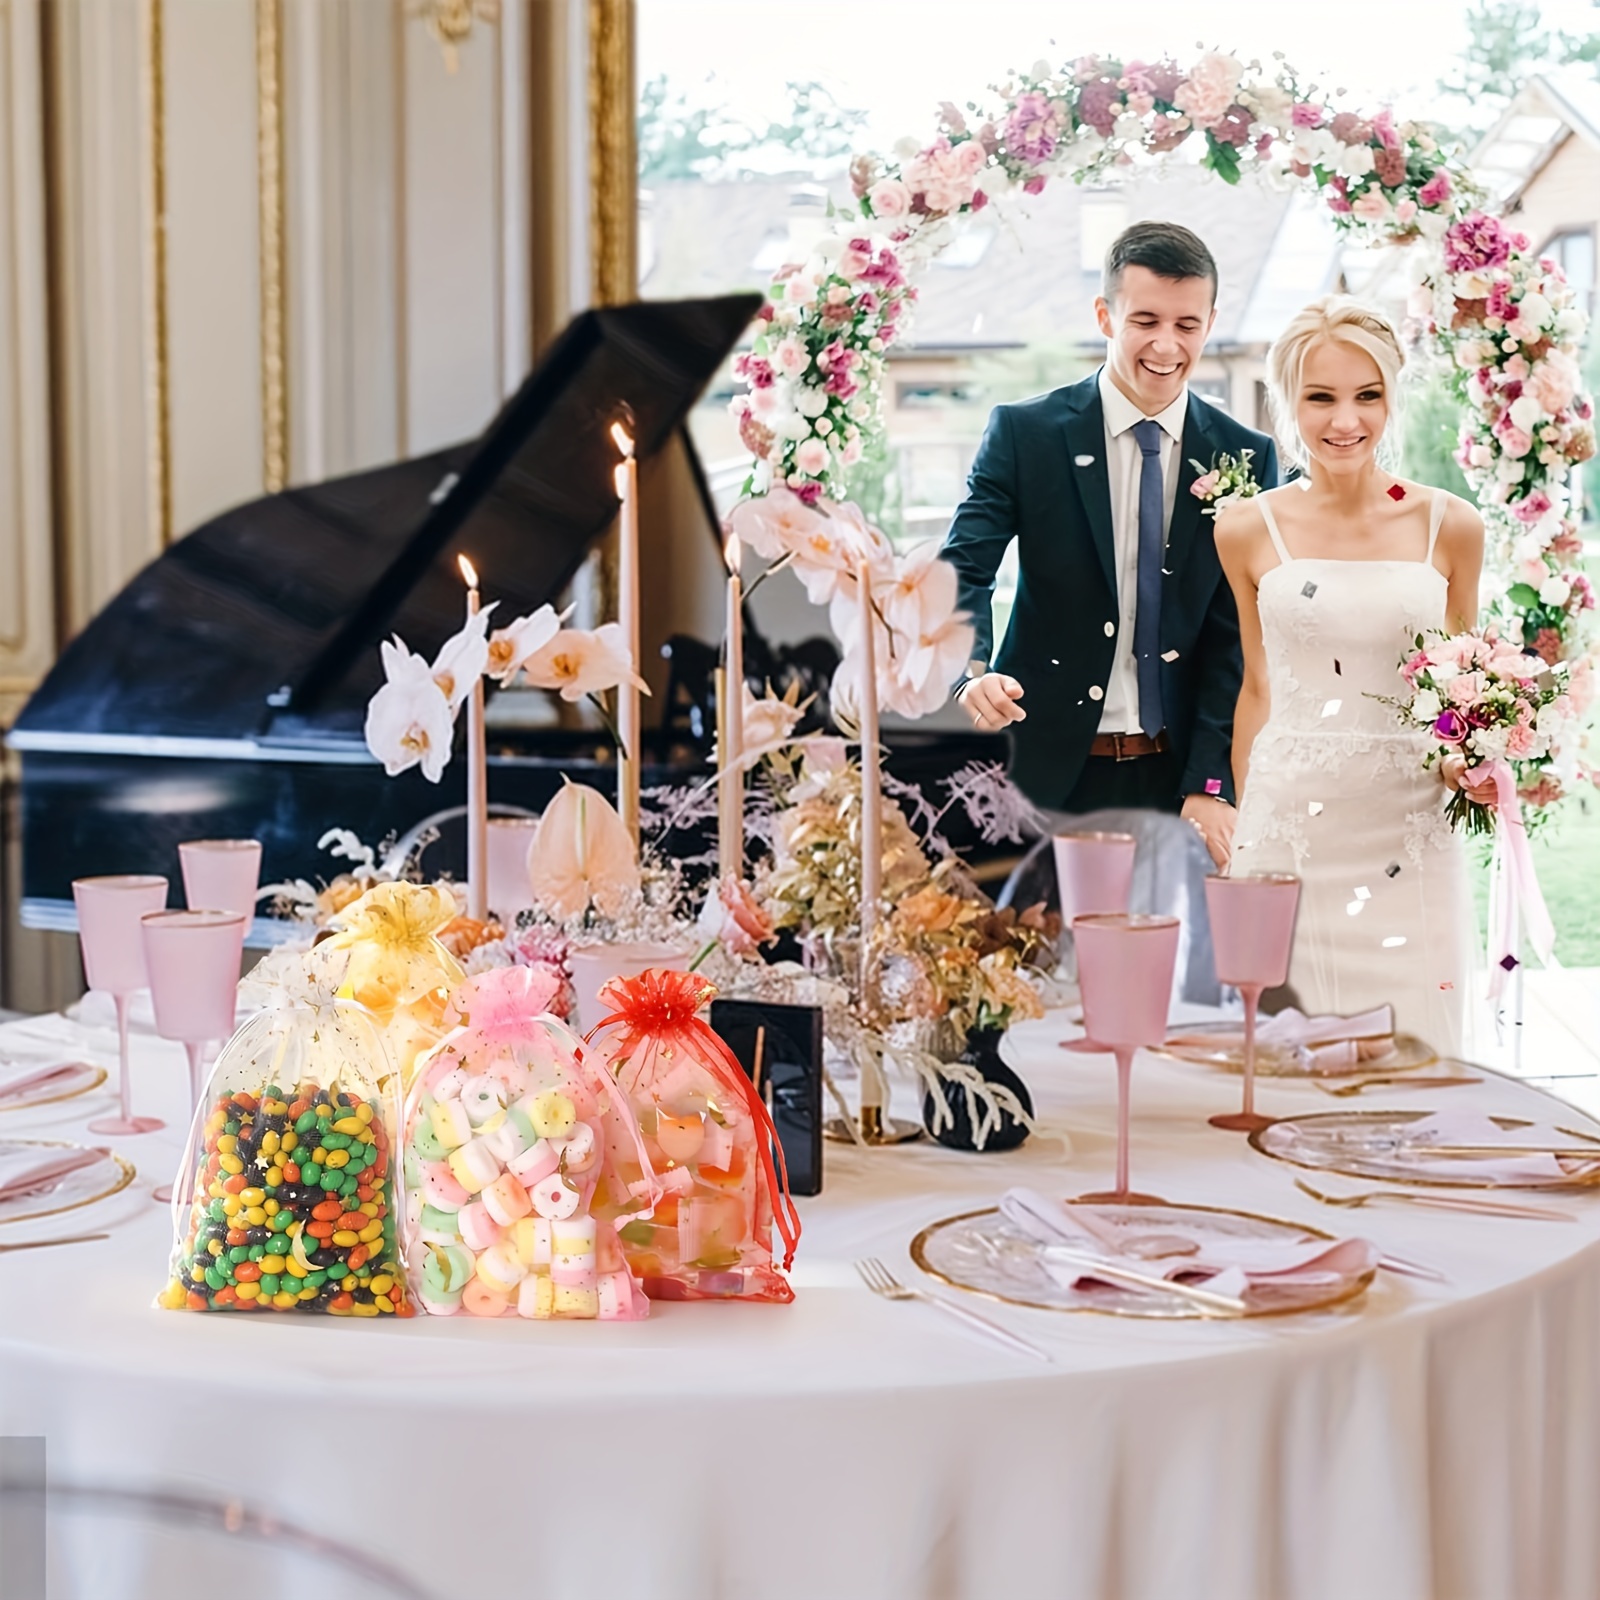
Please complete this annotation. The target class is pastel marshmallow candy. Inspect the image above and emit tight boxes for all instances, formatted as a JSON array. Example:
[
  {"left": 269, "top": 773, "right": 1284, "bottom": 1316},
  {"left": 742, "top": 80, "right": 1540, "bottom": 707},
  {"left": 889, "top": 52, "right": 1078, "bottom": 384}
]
[
  {"left": 432, "top": 1065, "right": 470, "bottom": 1102},
  {"left": 552, "top": 1284, "right": 599, "bottom": 1319},
  {"left": 700, "top": 1114, "right": 735, "bottom": 1171},
  {"left": 528, "top": 1090, "right": 577, "bottom": 1141},
  {"left": 476, "top": 1240, "right": 527, "bottom": 1293},
  {"left": 512, "top": 1215, "right": 552, "bottom": 1267},
  {"left": 656, "top": 1112, "right": 705, "bottom": 1164},
  {"left": 529, "top": 1171, "right": 581, "bottom": 1220},
  {"left": 508, "top": 1139, "right": 560, "bottom": 1189},
  {"left": 410, "top": 1117, "right": 449, "bottom": 1163},
  {"left": 518, "top": 1273, "right": 555, "bottom": 1320},
  {"left": 461, "top": 1278, "right": 511, "bottom": 1318},
  {"left": 484, "top": 1107, "right": 535, "bottom": 1164},
  {"left": 459, "top": 1074, "right": 507, "bottom": 1126},
  {"left": 417, "top": 1203, "right": 460, "bottom": 1243},
  {"left": 482, "top": 1171, "right": 532, "bottom": 1227},
  {"left": 421, "top": 1161, "right": 470, "bottom": 1212},
  {"left": 429, "top": 1098, "right": 474, "bottom": 1151},
  {"left": 457, "top": 1200, "right": 505, "bottom": 1252},
  {"left": 555, "top": 1120, "right": 598, "bottom": 1175},
  {"left": 447, "top": 1137, "right": 501, "bottom": 1195},
  {"left": 598, "top": 1269, "right": 637, "bottom": 1320},
  {"left": 420, "top": 1242, "right": 475, "bottom": 1306},
  {"left": 552, "top": 1216, "right": 597, "bottom": 1257}
]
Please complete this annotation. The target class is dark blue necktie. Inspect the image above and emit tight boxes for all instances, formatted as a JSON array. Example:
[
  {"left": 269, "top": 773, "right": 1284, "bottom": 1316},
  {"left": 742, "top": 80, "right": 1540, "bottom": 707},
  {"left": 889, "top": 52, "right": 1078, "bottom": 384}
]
[{"left": 1131, "top": 418, "right": 1166, "bottom": 738}]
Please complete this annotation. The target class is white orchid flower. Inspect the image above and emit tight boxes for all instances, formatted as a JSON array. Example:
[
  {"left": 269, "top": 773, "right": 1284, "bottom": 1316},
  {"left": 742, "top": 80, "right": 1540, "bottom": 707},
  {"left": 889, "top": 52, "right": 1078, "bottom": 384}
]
[
  {"left": 364, "top": 636, "right": 455, "bottom": 781},
  {"left": 485, "top": 602, "right": 565, "bottom": 685},
  {"left": 430, "top": 602, "right": 497, "bottom": 711},
  {"left": 520, "top": 621, "right": 649, "bottom": 702}
]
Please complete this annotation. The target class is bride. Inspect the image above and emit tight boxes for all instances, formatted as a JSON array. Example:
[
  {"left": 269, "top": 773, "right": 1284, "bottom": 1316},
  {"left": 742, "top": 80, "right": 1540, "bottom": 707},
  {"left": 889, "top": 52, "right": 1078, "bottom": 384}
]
[{"left": 1216, "top": 297, "right": 1498, "bottom": 1055}]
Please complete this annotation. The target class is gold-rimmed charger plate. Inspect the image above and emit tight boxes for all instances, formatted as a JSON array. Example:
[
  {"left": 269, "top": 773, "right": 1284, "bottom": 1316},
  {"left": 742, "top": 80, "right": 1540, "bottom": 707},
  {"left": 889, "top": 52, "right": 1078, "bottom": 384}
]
[
  {"left": 1157, "top": 1024, "right": 1437, "bottom": 1079},
  {"left": 0, "top": 1139, "right": 135, "bottom": 1224},
  {"left": 910, "top": 1200, "right": 1375, "bottom": 1319},
  {"left": 0, "top": 1062, "right": 107, "bottom": 1112},
  {"left": 1249, "top": 1110, "right": 1600, "bottom": 1190}
]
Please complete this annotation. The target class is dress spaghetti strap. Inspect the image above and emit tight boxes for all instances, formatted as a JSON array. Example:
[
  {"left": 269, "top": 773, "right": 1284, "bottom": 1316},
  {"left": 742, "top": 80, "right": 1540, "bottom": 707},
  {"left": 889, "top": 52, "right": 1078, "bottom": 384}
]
[
  {"left": 1425, "top": 489, "right": 1446, "bottom": 564},
  {"left": 1258, "top": 498, "right": 1294, "bottom": 567}
]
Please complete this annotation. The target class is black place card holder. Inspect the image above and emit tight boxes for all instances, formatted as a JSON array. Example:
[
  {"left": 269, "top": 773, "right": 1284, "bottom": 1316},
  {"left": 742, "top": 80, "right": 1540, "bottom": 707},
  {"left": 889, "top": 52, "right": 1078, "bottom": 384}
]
[{"left": 709, "top": 999, "right": 824, "bottom": 1197}]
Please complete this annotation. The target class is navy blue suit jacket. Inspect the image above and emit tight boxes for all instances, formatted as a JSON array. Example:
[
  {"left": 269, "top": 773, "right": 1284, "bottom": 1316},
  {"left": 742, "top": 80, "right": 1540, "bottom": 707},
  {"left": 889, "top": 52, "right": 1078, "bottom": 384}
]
[{"left": 941, "top": 373, "right": 1280, "bottom": 808}]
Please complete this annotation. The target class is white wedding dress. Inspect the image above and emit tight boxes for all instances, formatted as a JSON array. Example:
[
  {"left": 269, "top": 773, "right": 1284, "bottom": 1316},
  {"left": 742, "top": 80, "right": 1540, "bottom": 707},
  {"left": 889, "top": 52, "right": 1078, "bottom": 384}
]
[{"left": 1230, "top": 490, "right": 1470, "bottom": 1055}]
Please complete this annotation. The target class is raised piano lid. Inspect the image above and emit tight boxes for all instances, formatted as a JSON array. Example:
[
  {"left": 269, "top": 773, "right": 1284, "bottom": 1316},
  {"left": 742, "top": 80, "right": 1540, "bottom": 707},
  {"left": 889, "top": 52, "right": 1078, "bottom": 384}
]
[{"left": 9, "top": 293, "right": 762, "bottom": 760}]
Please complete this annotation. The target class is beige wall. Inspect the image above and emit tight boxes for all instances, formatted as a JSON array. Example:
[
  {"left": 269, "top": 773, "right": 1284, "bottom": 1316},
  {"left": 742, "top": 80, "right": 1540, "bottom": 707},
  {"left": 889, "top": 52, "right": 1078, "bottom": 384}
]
[{"left": 1505, "top": 126, "right": 1600, "bottom": 264}]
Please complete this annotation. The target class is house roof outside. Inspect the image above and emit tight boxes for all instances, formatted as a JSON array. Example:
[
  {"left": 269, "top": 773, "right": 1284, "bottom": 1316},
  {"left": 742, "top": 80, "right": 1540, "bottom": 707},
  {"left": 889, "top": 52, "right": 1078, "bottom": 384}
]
[
  {"left": 1471, "top": 66, "right": 1600, "bottom": 206},
  {"left": 641, "top": 164, "right": 1314, "bottom": 356}
]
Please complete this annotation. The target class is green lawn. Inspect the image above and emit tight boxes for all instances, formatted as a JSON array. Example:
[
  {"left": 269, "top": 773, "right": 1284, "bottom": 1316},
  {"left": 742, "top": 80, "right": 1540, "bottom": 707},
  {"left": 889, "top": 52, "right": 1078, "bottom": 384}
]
[{"left": 1470, "top": 788, "right": 1600, "bottom": 968}]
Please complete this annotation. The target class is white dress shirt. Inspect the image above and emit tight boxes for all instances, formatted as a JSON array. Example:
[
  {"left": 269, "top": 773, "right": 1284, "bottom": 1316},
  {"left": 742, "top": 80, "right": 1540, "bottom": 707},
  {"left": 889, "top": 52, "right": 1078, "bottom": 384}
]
[{"left": 1096, "top": 366, "right": 1187, "bottom": 735}]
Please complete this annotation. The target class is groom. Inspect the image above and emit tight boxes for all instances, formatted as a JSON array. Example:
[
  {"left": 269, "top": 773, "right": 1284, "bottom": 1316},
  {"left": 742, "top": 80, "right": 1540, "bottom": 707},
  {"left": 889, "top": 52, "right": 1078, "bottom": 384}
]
[{"left": 942, "top": 220, "right": 1279, "bottom": 867}]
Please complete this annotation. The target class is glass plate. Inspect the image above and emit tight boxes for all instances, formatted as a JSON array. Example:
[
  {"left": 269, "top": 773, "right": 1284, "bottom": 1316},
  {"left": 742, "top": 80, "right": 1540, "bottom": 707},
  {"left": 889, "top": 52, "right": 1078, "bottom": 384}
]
[
  {"left": 0, "top": 1140, "right": 136, "bottom": 1224},
  {"left": 1249, "top": 1110, "right": 1600, "bottom": 1190},
  {"left": 0, "top": 1062, "right": 107, "bottom": 1112},
  {"left": 1156, "top": 1023, "right": 1437, "bottom": 1079},
  {"left": 910, "top": 1200, "right": 1374, "bottom": 1319}
]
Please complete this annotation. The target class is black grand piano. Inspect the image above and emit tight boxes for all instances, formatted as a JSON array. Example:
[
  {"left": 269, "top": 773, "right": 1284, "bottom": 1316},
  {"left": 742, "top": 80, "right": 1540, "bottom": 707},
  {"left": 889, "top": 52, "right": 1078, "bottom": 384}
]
[{"left": 9, "top": 294, "right": 1000, "bottom": 940}]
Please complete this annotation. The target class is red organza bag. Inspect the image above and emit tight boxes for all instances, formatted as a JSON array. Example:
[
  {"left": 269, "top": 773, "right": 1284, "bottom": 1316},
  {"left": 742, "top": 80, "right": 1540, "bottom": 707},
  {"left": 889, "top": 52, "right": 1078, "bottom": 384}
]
[{"left": 587, "top": 969, "right": 800, "bottom": 1303}]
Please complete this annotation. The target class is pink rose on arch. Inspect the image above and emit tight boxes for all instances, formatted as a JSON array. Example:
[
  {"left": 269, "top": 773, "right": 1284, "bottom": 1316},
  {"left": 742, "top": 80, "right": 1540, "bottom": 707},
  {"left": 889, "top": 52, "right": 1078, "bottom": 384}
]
[
  {"left": 1351, "top": 189, "right": 1393, "bottom": 223},
  {"left": 1291, "top": 101, "right": 1326, "bottom": 129},
  {"left": 1212, "top": 104, "right": 1254, "bottom": 148},
  {"left": 1444, "top": 211, "right": 1511, "bottom": 274},
  {"left": 1394, "top": 199, "right": 1419, "bottom": 227},
  {"left": 1326, "top": 176, "right": 1353, "bottom": 215},
  {"left": 1417, "top": 170, "right": 1452, "bottom": 209},
  {"left": 794, "top": 438, "right": 829, "bottom": 477},
  {"left": 1329, "top": 111, "right": 1372, "bottom": 146},
  {"left": 1373, "top": 147, "right": 1407, "bottom": 188},
  {"left": 1512, "top": 490, "right": 1553, "bottom": 524},
  {"left": 1573, "top": 572, "right": 1596, "bottom": 611},
  {"left": 867, "top": 178, "right": 912, "bottom": 219},
  {"left": 1531, "top": 350, "right": 1580, "bottom": 415},
  {"left": 1127, "top": 91, "right": 1156, "bottom": 117},
  {"left": 1370, "top": 108, "right": 1401, "bottom": 151},
  {"left": 1023, "top": 174, "right": 1048, "bottom": 195},
  {"left": 1172, "top": 52, "right": 1243, "bottom": 130}
]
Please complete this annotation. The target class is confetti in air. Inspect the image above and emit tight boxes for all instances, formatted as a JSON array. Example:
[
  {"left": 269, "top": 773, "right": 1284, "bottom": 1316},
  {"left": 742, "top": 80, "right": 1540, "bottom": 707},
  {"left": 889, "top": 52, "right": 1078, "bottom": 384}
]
[{"left": 1301, "top": 581, "right": 1318, "bottom": 599}]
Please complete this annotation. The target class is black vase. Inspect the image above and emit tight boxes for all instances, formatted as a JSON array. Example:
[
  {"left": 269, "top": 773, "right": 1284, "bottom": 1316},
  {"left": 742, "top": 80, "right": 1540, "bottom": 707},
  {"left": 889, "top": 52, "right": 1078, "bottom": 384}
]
[{"left": 922, "top": 1026, "right": 1033, "bottom": 1152}]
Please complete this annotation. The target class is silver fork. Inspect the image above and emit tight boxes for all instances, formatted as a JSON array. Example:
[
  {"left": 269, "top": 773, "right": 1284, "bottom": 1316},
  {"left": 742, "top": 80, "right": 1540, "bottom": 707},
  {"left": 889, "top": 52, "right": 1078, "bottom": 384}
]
[
  {"left": 854, "top": 1257, "right": 1053, "bottom": 1363},
  {"left": 1294, "top": 1176, "right": 1573, "bottom": 1222},
  {"left": 1315, "top": 1074, "right": 1482, "bottom": 1097}
]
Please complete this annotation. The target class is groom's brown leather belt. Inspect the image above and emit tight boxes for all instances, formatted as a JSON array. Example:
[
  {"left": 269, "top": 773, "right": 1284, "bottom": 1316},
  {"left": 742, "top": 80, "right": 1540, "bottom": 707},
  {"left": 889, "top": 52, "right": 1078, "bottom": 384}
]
[{"left": 1088, "top": 730, "right": 1169, "bottom": 761}]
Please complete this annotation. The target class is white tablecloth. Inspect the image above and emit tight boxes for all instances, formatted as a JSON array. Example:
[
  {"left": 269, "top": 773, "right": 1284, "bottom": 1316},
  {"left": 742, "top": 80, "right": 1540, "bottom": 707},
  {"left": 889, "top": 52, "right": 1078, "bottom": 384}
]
[{"left": 3, "top": 1007, "right": 1600, "bottom": 1600}]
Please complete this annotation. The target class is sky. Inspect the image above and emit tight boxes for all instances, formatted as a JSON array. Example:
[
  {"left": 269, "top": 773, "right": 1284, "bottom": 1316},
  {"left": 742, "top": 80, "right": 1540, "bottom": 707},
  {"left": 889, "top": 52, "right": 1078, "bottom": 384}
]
[{"left": 639, "top": 0, "right": 1600, "bottom": 146}]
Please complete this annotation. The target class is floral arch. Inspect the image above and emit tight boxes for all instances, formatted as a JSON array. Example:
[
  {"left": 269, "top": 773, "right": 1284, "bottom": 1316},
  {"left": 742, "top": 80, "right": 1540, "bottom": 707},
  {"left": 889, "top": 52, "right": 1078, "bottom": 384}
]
[{"left": 729, "top": 50, "right": 1598, "bottom": 807}]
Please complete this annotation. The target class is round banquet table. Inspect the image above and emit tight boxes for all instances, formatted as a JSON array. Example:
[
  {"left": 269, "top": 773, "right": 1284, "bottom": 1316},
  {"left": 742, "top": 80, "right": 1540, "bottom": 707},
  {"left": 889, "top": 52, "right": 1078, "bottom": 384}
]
[{"left": 3, "top": 1004, "right": 1600, "bottom": 1600}]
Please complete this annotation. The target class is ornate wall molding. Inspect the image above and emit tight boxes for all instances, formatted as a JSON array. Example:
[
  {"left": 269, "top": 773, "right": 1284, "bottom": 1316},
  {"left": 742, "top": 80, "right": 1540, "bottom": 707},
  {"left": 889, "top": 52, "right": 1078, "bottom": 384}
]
[
  {"left": 140, "top": 0, "right": 172, "bottom": 545},
  {"left": 586, "top": 0, "right": 633, "bottom": 306},
  {"left": 255, "top": 0, "right": 288, "bottom": 492}
]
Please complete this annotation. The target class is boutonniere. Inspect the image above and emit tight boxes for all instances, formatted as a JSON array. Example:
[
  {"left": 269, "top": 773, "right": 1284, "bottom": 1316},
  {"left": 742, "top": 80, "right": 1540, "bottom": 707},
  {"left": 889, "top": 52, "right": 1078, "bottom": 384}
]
[{"left": 1189, "top": 449, "right": 1261, "bottom": 516}]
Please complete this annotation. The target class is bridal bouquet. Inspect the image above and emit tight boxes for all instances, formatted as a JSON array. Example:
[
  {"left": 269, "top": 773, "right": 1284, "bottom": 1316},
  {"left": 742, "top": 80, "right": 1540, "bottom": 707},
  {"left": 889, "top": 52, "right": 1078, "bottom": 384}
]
[{"left": 1391, "top": 628, "right": 1575, "bottom": 836}]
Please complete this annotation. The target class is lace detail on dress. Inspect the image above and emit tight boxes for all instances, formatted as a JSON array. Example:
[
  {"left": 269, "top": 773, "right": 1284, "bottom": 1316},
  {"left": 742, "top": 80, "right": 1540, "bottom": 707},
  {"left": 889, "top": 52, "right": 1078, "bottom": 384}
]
[{"left": 1404, "top": 804, "right": 1455, "bottom": 866}]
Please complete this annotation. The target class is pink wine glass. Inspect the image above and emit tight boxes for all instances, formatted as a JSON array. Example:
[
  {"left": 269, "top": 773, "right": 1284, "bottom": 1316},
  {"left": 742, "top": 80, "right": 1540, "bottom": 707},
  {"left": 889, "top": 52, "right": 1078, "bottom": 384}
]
[
  {"left": 1072, "top": 912, "right": 1180, "bottom": 1203},
  {"left": 1052, "top": 830, "right": 1136, "bottom": 922},
  {"left": 178, "top": 839, "right": 262, "bottom": 917},
  {"left": 75, "top": 875, "right": 169, "bottom": 1135},
  {"left": 141, "top": 910, "right": 248, "bottom": 1202},
  {"left": 1204, "top": 873, "right": 1301, "bottom": 1134}
]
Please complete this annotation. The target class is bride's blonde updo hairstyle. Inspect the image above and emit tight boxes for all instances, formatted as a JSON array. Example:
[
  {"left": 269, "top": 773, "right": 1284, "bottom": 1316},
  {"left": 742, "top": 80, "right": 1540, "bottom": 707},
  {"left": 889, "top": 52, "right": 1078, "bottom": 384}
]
[{"left": 1266, "top": 295, "right": 1407, "bottom": 474}]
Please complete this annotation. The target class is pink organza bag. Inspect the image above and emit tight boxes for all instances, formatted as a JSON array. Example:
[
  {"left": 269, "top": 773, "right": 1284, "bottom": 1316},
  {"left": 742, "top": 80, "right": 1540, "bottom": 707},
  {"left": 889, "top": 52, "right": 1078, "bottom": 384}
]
[
  {"left": 586, "top": 969, "right": 801, "bottom": 1303},
  {"left": 400, "top": 965, "right": 659, "bottom": 1320}
]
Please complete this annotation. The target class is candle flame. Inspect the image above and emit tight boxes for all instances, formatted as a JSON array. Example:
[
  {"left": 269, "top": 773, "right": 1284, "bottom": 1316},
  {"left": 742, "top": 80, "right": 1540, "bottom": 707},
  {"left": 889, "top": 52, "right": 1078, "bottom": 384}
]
[
  {"left": 457, "top": 554, "right": 478, "bottom": 589},
  {"left": 724, "top": 534, "right": 741, "bottom": 575},
  {"left": 610, "top": 422, "right": 634, "bottom": 457}
]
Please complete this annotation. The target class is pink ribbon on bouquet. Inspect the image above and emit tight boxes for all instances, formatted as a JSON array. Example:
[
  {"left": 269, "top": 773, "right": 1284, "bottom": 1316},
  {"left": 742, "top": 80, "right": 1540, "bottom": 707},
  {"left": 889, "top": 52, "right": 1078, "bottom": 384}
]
[{"left": 1484, "top": 758, "right": 1556, "bottom": 1002}]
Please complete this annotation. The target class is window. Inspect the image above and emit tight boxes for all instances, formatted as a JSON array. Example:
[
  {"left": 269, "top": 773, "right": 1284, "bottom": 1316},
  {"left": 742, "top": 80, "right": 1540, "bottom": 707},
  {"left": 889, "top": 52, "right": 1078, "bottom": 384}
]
[
  {"left": 1079, "top": 198, "right": 1128, "bottom": 276},
  {"left": 1542, "top": 229, "right": 1596, "bottom": 313},
  {"left": 895, "top": 381, "right": 980, "bottom": 410}
]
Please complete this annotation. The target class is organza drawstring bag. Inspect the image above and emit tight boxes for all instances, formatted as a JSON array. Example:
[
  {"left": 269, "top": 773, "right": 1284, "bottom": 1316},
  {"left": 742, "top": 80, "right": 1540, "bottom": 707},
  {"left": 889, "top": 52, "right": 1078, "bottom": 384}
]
[
  {"left": 401, "top": 964, "right": 660, "bottom": 1320},
  {"left": 320, "top": 882, "right": 465, "bottom": 1087},
  {"left": 159, "top": 948, "right": 409, "bottom": 1316},
  {"left": 586, "top": 969, "right": 800, "bottom": 1303}
]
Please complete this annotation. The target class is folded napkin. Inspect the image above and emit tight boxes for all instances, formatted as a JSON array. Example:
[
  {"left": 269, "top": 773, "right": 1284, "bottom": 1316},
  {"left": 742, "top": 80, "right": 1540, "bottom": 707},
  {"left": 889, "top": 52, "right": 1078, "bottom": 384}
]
[
  {"left": 1168, "top": 1005, "right": 1396, "bottom": 1071},
  {"left": 1378, "top": 1111, "right": 1600, "bottom": 1184},
  {"left": 0, "top": 1058, "right": 87, "bottom": 1102},
  {"left": 0, "top": 1144, "right": 104, "bottom": 1203},
  {"left": 1001, "top": 1187, "right": 1378, "bottom": 1304}
]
